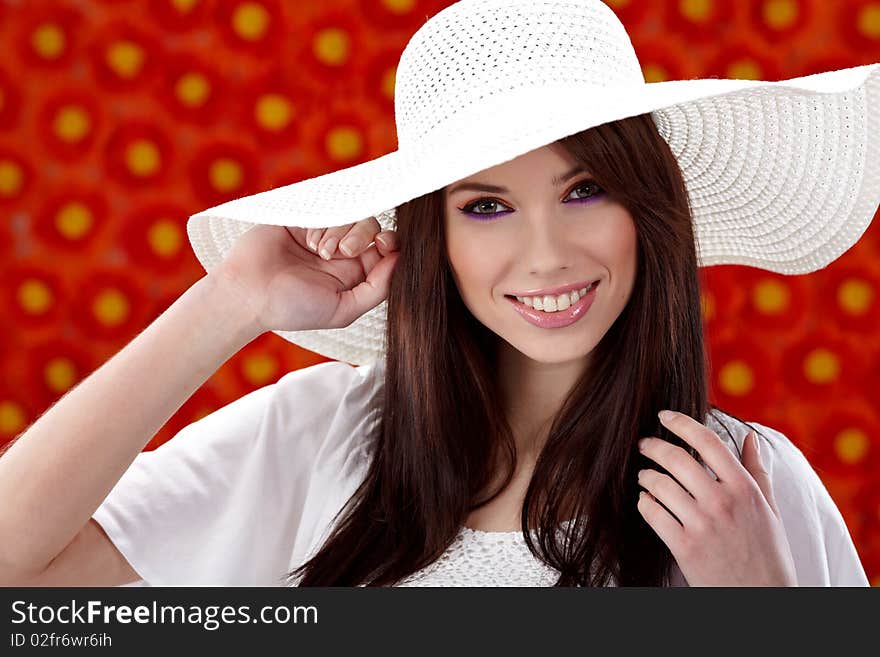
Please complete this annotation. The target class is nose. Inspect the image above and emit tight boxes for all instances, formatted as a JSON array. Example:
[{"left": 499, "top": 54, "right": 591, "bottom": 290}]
[{"left": 519, "top": 209, "right": 576, "bottom": 277}]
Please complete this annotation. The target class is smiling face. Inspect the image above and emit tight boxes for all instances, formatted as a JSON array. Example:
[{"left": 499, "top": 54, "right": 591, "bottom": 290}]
[{"left": 443, "top": 142, "right": 639, "bottom": 372}]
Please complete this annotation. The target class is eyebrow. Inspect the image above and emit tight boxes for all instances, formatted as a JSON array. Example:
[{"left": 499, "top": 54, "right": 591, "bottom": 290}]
[{"left": 445, "top": 166, "right": 590, "bottom": 196}]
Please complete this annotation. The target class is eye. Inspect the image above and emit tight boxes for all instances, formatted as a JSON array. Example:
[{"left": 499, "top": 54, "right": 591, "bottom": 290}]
[
  {"left": 457, "top": 178, "right": 606, "bottom": 221},
  {"left": 459, "top": 198, "right": 513, "bottom": 218},
  {"left": 565, "top": 179, "right": 605, "bottom": 203}
]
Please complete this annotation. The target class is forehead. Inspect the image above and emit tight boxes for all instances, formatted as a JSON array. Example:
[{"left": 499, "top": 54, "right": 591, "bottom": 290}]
[{"left": 445, "top": 144, "right": 584, "bottom": 194}]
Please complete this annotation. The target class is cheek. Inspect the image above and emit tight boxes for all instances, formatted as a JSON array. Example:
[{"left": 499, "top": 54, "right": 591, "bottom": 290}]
[
  {"left": 445, "top": 224, "right": 500, "bottom": 287},
  {"left": 594, "top": 210, "right": 638, "bottom": 272},
  {"left": 605, "top": 214, "right": 639, "bottom": 301}
]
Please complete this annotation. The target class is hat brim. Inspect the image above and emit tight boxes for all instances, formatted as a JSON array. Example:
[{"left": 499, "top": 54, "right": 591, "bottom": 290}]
[{"left": 187, "top": 63, "right": 880, "bottom": 365}]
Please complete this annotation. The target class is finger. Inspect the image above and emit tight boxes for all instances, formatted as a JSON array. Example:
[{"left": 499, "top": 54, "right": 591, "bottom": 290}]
[
  {"left": 355, "top": 233, "right": 400, "bottom": 289},
  {"left": 741, "top": 431, "right": 780, "bottom": 517},
  {"left": 374, "top": 229, "right": 399, "bottom": 253},
  {"left": 317, "top": 224, "right": 357, "bottom": 261},
  {"left": 305, "top": 228, "right": 325, "bottom": 252},
  {"left": 338, "top": 216, "right": 382, "bottom": 257},
  {"left": 638, "top": 468, "right": 700, "bottom": 528},
  {"left": 658, "top": 410, "right": 745, "bottom": 484},
  {"left": 356, "top": 241, "right": 384, "bottom": 274},
  {"left": 331, "top": 250, "right": 400, "bottom": 328},
  {"left": 637, "top": 490, "right": 686, "bottom": 551},
  {"left": 638, "top": 436, "right": 720, "bottom": 502},
  {"left": 284, "top": 226, "right": 312, "bottom": 252}
]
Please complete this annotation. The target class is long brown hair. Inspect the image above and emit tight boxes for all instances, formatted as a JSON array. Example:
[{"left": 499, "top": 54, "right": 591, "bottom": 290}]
[{"left": 288, "top": 113, "right": 770, "bottom": 586}]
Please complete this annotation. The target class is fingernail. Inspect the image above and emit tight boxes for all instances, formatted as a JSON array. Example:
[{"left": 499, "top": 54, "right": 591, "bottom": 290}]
[
  {"left": 659, "top": 410, "right": 674, "bottom": 422},
  {"left": 376, "top": 233, "right": 390, "bottom": 248},
  {"left": 638, "top": 438, "right": 648, "bottom": 451},
  {"left": 339, "top": 238, "right": 357, "bottom": 256},
  {"left": 320, "top": 238, "right": 338, "bottom": 260},
  {"left": 308, "top": 240, "right": 316, "bottom": 251}
]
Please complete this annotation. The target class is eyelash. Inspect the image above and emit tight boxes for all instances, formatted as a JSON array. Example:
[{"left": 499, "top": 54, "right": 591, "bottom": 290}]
[{"left": 457, "top": 179, "right": 607, "bottom": 220}]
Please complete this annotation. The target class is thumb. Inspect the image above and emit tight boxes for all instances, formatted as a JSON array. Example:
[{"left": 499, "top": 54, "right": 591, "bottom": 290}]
[
  {"left": 742, "top": 431, "right": 780, "bottom": 517},
  {"left": 335, "top": 251, "right": 400, "bottom": 326}
]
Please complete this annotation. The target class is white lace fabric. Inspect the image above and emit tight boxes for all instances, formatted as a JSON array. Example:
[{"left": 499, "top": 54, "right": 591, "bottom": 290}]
[{"left": 395, "top": 526, "right": 563, "bottom": 587}]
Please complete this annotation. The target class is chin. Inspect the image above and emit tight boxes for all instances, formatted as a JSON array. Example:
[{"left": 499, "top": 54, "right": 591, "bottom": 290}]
[{"left": 503, "top": 334, "right": 597, "bottom": 365}]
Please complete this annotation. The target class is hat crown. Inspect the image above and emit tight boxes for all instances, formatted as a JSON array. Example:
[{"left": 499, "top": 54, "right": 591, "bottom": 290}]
[{"left": 393, "top": 0, "right": 645, "bottom": 149}]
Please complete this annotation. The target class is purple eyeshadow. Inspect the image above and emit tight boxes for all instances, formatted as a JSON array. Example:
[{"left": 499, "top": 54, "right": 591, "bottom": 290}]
[{"left": 460, "top": 187, "right": 606, "bottom": 221}]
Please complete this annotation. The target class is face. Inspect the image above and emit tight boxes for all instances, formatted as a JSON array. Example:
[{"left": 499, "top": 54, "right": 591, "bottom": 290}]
[{"left": 443, "top": 143, "right": 638, "bottom": 369}]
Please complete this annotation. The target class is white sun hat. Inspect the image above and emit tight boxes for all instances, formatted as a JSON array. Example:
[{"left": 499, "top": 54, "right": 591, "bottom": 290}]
[{"left": 186, "top": 0, "right": 880, "bottom": 367}]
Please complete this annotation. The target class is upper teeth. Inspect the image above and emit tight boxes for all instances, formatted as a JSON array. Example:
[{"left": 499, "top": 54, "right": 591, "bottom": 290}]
[{"left": 515, "top": 283, "right": 596, "bottom": 311}]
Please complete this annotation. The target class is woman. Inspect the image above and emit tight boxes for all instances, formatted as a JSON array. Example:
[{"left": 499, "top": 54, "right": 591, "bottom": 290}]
[
  {"left": 0, "top": 0, "right": 874, "bottom": 586},
  {"left": 283, "top": 118, "right": 865, "bottom": 586}
]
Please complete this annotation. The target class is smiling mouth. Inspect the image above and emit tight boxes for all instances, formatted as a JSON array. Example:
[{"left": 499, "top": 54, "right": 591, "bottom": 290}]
[
  {"left": 503, "top": 280, "right": 600, "bottom": 304},
  {"left": 504, "top": 281, "right": 599, "bottom": 328}
]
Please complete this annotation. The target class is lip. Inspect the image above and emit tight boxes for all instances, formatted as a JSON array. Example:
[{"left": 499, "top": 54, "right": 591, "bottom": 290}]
[
  {"left": 509, "top": 279, "right": 597, "bottom": 298},
  {"left": 506, "top": 282, "right": 599, "bottom": 329}
]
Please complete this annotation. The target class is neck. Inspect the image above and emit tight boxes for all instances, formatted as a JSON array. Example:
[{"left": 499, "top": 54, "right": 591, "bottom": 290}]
[{"left": 496, "top": 340, "right": 591, "bottom": 460}]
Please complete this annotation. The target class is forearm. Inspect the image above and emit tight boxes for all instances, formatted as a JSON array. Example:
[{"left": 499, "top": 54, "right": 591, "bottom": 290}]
[{"left": 0, "top": 271, "right": 262, "bottom": 574}]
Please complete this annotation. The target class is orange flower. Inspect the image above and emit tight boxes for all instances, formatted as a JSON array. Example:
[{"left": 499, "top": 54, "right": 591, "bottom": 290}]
[
  {"left": 87, "top": 20, "right": 164, "bottom": 92},
  {"left": 662, "top": 0, "right": 736, "bottom": 45},
  {"left": 813, "top": 264, "right": 880, "bottom": 336},
  {"left": 215, "top": 0, "right": 285, "bottom": 55},
  {"left": 117, "top": 202, "right": 192, "bottom": 274},
  {"left": 103, "top": 121, "right": 175, "bottom": 188},
  {"left": 780, "top": 331, "right": 864, "bottom": 402},
  {"left": 739, "top": 268, "right": 811, "bottom": 334},
  {"left": 188, "top": 139, "right": 261, "bottom": 206},
  {"left": 289, "top": 8, "right": 370, "bottom": 89},
  {"left": 33, "top": 187, "right": 110, "bottom": 253},
  {"left": 0, "top": 147, "right": 34, "bottom": 206},
  {"left": 23, "top": 338, "right": 96, "bottom": 409},
  {"left": 311, "top": 107, "right": 377, "bottom": 168},
  {"left": 703, "top": 39, "right": 782, "bottom": 80},
  {"left": 632, "top": 37, "right": 702, "bottom": 82},
  {"left": 70, "top": 269, "right": 149, "bottom": 342},
  {"left": 809, "top": 407, "right": 880, "bottom": 479},
  {"left": 746, "top": 0, "right": 813, "bottom": 43},
  {"left": 36, "top": 89, "right": 102, "bottom": 162},
  {"left": 237, "top": 66, "right": 313, "bottom": 148},
  {"left": 156, "top": 53, "right": 226, "bottom": 126},
  {"left": 3, "top": 263, "right": 67, "bottom": 329},
  {"left": 17, "top": 5, "right": 84, "bottom": 70},
  {"left": 708, "top": 334, "right": 781, "bottom": 413},
  {"left": 839, "top": 0, "right": 880, "bottom": 54}
]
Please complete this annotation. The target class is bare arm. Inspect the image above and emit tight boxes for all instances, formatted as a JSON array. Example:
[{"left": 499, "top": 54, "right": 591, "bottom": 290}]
[{"left": 0, "top": 270, "right": 262, "bottom": 582}]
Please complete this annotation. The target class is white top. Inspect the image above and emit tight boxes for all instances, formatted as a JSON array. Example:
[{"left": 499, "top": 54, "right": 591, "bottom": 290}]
[{"left": 93, "top": 360, "right": 869, "bottom": 587}]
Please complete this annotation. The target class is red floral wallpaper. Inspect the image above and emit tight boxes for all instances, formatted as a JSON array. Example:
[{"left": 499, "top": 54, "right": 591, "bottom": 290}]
[{"left": 0, "top": 0, "right": 878, "bottom": 584}]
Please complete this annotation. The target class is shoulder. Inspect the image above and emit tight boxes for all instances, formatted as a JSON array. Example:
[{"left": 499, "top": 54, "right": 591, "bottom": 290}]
[
  {"left": 266, "top": 358, "right": 386, "bottom": 466},
  {"left": 266, "top": 356, "right": 384, "bottom": 432},
  {"left": 178, "top": 359, "right": 383, "bottom": 444},
  {"left": 167, "top": 358, "right": 386, "bottom": 474},
  {"left": 705, "top": 409, "right": 826, "bottom": 510},
  {"left": 704, "top": 409, "right": 823, "bottom": 506},
  {"left": 271, "top": 359, "right": 384, "bottom": 412}
]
